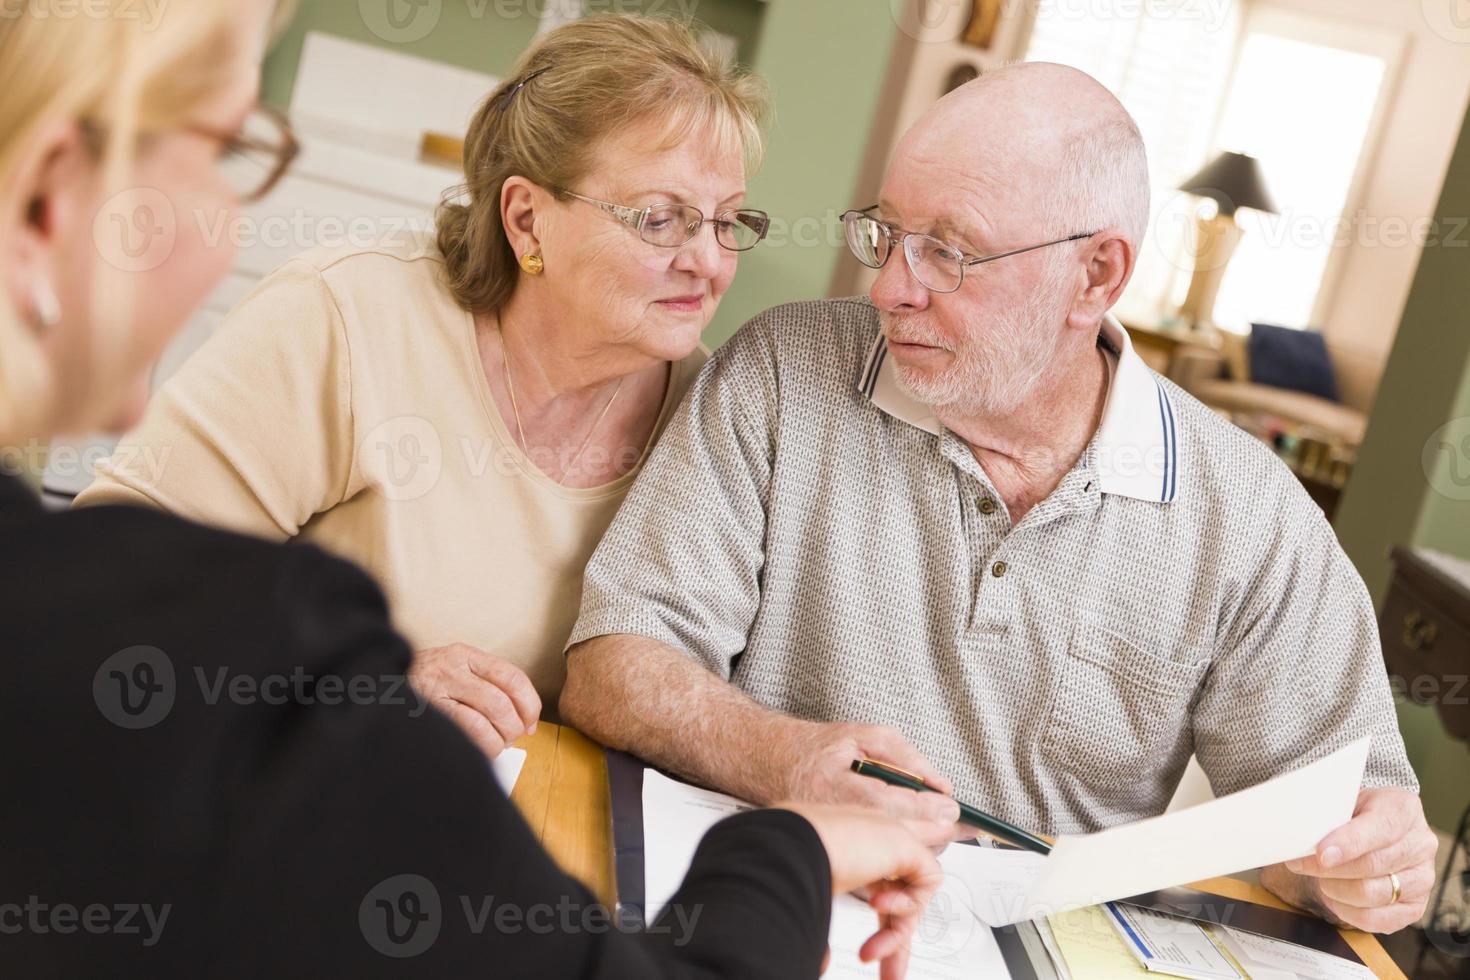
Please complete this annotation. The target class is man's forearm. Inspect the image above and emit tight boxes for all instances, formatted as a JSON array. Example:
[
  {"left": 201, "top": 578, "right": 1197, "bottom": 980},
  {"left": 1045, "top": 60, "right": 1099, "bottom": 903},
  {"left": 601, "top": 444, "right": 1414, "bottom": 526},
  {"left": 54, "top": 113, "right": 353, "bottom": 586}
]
[{"left": 561, "top": 634, "right": 815, "bottom": 804}]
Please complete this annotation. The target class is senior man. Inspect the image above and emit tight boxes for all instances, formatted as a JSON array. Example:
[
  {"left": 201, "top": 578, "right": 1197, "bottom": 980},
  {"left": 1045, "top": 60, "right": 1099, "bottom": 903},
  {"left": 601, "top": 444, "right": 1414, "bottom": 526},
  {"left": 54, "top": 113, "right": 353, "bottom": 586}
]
[{"left": 561, "top": 62, "right": 1436, "bottom": 933}]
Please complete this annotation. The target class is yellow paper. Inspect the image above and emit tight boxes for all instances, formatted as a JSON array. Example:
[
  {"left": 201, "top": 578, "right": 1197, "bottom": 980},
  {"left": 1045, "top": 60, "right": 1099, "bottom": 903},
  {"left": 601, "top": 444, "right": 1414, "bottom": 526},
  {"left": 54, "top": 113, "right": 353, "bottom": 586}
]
[{"left": 1049, "top": 906, "right": 1156, "bottom": 979}]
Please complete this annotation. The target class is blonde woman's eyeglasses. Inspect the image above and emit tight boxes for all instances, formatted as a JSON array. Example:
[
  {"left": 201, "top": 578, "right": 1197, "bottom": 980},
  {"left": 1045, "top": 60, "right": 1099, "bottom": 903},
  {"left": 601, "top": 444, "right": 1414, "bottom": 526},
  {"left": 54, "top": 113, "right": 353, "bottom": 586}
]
[{"left": 82, "top": 105, "right": 300, "bottom": 205}]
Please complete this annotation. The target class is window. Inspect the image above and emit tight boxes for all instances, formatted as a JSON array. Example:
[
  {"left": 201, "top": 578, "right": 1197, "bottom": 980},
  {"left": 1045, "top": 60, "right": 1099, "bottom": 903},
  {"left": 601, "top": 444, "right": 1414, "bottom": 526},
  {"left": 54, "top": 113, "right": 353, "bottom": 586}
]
[
  {"left": 1024, "top": 3, "right": 1402, "bottom": 333},
  {"left": 1023, "top": 0, "right": 1240, "bottom": 325},
  {"left": 1209, "top": 10, "right": 1398, "bottom": 333}
]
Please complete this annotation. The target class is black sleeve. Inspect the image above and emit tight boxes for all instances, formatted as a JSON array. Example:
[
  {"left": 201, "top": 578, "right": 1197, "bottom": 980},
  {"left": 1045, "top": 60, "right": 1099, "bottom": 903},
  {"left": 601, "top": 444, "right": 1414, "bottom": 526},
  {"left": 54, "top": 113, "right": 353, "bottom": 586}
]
[
  {"left": 210, "top": 547, "right": 834, "bottom": 979},
  {"left": 644, "top": 810, "right": 833, "bottom": 979}
]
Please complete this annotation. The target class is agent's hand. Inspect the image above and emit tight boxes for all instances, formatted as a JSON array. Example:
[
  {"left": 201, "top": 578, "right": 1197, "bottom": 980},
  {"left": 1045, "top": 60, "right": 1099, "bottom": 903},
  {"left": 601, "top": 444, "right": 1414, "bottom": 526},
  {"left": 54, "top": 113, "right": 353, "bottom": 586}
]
[
  {"left": 776, "top": 721, "right": 970, "bottom": 836},
  {"left": 409, "top": 643, "right": 540, "bottom": 759},
  {"left": 780, "top": 802, "right": 951, "bottom": 980},
  {"left": 1264, "top": 787, "right": 1437, "bottom": 933}
]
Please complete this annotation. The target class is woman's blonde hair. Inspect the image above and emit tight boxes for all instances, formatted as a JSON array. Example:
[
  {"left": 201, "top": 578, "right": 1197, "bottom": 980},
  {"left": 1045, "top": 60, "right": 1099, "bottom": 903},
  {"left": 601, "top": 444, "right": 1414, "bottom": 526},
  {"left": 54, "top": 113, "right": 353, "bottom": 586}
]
[
  {"left": 0, "top": 0, "right": 295, "bottom": 447},
  {"left": 437, "top": 15, "right": 769, "bottom": 317}
]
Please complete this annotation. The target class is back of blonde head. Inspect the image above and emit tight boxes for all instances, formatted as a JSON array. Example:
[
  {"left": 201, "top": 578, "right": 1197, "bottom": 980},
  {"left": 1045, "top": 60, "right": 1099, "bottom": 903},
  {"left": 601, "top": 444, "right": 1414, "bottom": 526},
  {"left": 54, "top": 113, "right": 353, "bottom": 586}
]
[
  {"left": 437, "top": 14, "right": 769, "bottom": 317},
  {"left": 0, "top": 0, "right": 293, "bottom": 446}
]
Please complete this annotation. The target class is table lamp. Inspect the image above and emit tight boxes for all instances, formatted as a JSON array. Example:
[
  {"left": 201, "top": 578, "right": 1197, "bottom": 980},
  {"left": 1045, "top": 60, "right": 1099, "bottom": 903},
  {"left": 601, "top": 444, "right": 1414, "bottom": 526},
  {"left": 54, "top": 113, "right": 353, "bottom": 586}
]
[{"left": 1175, "top": 151, "right": 1278, "bottom": 330}]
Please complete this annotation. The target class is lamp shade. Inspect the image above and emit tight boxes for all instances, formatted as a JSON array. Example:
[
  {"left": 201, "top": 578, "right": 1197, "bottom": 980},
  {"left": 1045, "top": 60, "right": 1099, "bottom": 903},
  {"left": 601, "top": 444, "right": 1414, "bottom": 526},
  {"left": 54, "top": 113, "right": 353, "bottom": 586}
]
[{"left": 1178, "top": 151, "right": 1278, "bottom": 217}]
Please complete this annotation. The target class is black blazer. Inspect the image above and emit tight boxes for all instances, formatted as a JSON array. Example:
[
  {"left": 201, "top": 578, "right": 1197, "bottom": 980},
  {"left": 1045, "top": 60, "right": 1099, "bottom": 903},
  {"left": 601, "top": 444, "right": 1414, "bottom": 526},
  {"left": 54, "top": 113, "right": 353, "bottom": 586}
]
[{"left": 0, "top": 473, "right": 831, "bottom": 977}]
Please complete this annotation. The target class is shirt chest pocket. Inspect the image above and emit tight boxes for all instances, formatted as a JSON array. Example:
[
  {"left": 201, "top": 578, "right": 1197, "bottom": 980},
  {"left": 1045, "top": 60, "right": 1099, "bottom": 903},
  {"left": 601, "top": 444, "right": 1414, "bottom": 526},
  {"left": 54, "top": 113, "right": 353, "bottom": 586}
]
[{"left": 1041, "top": 619, "right": 1208, "bottom": 802}]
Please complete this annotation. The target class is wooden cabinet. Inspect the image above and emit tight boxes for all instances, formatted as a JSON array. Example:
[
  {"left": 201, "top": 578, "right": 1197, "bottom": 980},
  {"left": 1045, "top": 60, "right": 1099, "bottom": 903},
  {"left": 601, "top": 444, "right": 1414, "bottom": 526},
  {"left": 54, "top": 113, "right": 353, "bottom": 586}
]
[{"left": 1380, "top": 548, "right": 1470, "bottom": 743}]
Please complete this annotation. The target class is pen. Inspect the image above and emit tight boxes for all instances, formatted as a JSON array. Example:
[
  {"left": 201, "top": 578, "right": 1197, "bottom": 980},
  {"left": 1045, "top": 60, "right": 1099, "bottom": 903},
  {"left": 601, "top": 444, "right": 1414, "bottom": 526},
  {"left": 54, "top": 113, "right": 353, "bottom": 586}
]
[{"left": 850, "top": 758, "right": 1053, "bottom": 855}]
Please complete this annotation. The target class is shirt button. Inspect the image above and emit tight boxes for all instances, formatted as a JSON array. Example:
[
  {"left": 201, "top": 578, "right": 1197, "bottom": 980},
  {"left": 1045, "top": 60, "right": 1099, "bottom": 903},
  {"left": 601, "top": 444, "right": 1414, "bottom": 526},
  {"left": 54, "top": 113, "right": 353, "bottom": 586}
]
[
  {"left": 992, "top": 560, "right": 1008, "bottom": 578},
  {"left": 978, "top": 497, "right": 997, "bottom": 515}
]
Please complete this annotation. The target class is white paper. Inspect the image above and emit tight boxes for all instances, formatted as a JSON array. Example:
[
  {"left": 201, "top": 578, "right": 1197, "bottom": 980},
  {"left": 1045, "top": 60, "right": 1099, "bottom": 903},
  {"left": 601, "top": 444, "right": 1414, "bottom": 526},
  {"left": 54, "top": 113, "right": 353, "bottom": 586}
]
[
  {"left": 642, "top": 770, "right": 1011, "bottom": 978},
  {"left": 824, "top": 870, "right": 1011, "bottom": 978},
  {"left": 492, "top": 747, "right": 527, "bottom": 796},
  {"left": 973, "top": 738, "right": 1371, "bottom": 926},
  {"left": 1218, "top": 926, "right": 1376, "bottom": 980},
  {"left": 642, "top": 769, "right": 753, "bottom": 921},
  {"left": 1104, "top": 902, "right": 1244, "bottom": 980},
  {"left": 942, "top": 845, "right": 1048, "bottom": 926},
  {"left": 1033, "top": 915, "right": 1074, "bottom": 980}
]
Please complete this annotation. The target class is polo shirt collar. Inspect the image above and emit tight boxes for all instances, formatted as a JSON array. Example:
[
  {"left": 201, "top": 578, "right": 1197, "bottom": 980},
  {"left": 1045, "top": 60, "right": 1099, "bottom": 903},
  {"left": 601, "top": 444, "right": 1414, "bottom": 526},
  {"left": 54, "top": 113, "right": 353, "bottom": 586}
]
[{"left": 857, "top": 312, "right": 1180, "bottom": 503}]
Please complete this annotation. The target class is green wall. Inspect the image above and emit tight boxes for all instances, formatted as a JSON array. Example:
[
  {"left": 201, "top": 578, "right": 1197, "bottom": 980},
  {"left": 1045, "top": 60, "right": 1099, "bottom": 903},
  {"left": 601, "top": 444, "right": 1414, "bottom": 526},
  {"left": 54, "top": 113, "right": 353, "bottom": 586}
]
[
  {"left": 1337, "top": 96, "right": 1470, "bottom": 834},
  {"left": 263, "top": 0, "right": 765, "bottom": 110},
  {"left": 703, "top": 0, "right": 898, "bottom": 344},
  {"left": 262, "top": 2, "right": 536, "bottom": 108},
  {"left": 259, "top": 0, "right": 892, "bottom": 346}
]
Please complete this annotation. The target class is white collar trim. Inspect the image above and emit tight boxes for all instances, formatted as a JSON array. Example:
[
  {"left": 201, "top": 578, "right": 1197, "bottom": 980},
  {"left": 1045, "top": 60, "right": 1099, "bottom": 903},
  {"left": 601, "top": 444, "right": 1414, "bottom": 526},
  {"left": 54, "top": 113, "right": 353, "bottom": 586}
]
[{"left": 858, "top": 313, "right": 1179, "bottom": 503}]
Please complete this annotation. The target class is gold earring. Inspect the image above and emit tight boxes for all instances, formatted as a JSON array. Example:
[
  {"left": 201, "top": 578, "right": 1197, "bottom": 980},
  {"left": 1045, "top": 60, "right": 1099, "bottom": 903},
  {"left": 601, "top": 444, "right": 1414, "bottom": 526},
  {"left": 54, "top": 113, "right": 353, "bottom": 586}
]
[{"left": 520, "top": 253, "right": 545, "bottom": 276}]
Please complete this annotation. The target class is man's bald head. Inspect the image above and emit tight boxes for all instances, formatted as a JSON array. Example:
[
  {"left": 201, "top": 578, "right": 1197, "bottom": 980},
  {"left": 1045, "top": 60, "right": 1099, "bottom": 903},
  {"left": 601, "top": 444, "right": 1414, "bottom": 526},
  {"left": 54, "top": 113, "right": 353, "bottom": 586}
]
[
  {"left": 892, "top": 62, "right": 1150, "bottom": 251},
  {"left": 870, "top": 63, "right": 1151, "bottom": 420}
]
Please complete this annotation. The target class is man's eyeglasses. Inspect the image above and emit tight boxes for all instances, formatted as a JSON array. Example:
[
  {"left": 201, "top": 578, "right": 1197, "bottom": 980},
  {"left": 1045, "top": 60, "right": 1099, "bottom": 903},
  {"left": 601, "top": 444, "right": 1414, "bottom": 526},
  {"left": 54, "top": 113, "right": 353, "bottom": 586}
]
[
  {"left": 841, "top": 206, "right": 1094, "bottom": 293},
  {"left": 558, "top": 189, "right": 771, "bottom": 252}
]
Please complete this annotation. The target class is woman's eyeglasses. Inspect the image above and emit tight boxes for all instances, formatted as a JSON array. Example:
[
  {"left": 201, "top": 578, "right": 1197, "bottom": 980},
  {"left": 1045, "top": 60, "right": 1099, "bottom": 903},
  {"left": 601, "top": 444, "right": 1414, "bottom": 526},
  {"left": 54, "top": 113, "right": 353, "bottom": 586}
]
[
  {"left": 841, "top": 206, "right": 1094, "bottom": 294},
  {"left": 199, "top": 106, "right": 300, "bottom": 204},
  {"left": 558, "top": 189, "right": 770, "bottom": 252},
  {"left": 81, "top": 105, "right": 300, "bottom": 205}
]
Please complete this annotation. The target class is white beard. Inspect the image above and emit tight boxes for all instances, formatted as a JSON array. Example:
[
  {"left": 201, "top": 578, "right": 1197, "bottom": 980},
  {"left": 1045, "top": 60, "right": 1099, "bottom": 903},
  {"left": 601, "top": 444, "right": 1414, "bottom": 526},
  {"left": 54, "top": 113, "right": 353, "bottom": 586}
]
[{"left": 882, "top": 273, "right": 1063, "bottom": 418}]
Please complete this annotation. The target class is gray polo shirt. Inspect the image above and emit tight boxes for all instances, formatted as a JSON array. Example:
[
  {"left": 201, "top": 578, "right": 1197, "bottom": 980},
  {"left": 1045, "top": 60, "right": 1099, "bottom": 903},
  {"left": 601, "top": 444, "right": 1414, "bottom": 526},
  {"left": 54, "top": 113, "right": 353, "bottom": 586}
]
[{"left": 569, "top": 297, "right": 1416, "bottom": 835}]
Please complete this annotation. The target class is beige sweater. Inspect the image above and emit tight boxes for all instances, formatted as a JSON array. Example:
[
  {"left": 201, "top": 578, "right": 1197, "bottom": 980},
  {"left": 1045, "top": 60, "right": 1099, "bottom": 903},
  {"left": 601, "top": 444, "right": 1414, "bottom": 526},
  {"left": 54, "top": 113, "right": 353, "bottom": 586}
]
[{"left": 77, "top": 235, "right": 705, "bottom": 705}]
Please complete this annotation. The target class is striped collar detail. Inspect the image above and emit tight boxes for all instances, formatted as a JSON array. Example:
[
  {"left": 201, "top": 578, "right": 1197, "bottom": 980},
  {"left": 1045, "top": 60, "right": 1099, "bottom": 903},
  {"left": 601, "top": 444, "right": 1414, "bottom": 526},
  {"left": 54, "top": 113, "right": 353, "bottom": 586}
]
[{"left": 857, "top": 312, "right": 1180, "bottom": 503}]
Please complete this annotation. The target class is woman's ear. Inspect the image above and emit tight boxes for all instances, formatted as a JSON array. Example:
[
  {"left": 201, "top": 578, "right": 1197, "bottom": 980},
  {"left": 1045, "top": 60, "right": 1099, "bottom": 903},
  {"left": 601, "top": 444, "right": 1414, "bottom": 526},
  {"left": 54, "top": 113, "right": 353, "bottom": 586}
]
[
  {"left": 500, "top": 176, "right": 544, "bottom": 260},
  {"left": 2, "top": 117, "right": 94, "bottom": 326}
]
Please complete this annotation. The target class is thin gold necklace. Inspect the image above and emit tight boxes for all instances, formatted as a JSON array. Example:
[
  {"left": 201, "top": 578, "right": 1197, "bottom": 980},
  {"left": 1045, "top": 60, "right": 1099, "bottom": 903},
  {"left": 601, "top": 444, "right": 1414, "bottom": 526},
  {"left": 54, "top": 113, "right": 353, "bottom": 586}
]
[{"left": 499, "top": 329, "right": 625, "bottom": 485}]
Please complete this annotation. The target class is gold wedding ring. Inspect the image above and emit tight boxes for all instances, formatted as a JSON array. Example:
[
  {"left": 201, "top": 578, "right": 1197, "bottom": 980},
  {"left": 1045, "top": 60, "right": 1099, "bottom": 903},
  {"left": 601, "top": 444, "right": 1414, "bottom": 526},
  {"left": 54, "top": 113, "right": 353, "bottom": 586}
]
[{"left": 1388, "top": 871, "right": 1402, "bottom": 906}]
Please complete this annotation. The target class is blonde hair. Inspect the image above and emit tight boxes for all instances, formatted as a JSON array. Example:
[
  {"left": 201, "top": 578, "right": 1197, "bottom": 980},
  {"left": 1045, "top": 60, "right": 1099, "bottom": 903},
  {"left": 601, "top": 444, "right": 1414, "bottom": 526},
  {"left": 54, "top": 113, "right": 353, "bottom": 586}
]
[
  {"left": 0, "top": 0, "right": 296, "bottom": 446},
  {"left": 437, "top": 15, "right": 769, "bottom": 317}
]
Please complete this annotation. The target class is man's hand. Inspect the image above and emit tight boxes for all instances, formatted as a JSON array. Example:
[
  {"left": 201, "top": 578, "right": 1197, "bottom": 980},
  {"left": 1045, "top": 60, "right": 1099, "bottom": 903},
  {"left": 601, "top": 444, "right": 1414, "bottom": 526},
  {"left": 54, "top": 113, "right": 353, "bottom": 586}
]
[
  {"left": 1263, "top": 787, "right": 1437, "bottom": 933},
  {"left": 410, "top": 643, "right": 541, "bottom": 760},
  {"left": 777, "top": 721, "right": 970, "bottom": 833}
]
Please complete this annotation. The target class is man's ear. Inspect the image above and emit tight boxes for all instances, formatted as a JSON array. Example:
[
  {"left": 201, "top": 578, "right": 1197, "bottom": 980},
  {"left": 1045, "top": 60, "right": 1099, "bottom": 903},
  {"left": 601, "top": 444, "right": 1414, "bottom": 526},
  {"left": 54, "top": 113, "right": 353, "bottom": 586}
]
[
  {"left": 1064, "top": 230, "right": 1134, "bottom": 332},
  {"left": 2, "top": 117, "right": 93, "bottom": 320},
  {"left": 499, "top": 176, "right": 546, "bottom": 261}
]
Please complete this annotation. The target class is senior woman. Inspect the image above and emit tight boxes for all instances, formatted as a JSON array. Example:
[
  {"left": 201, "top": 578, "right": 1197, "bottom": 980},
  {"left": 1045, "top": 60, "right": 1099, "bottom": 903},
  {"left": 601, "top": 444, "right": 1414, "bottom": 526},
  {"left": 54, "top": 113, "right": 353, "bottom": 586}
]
[
  {"left": 3, "top": 3, "right": 948, "bottom": 976},
  {"left": 77, "top": 15, "right": 772, "bottom": 756}
]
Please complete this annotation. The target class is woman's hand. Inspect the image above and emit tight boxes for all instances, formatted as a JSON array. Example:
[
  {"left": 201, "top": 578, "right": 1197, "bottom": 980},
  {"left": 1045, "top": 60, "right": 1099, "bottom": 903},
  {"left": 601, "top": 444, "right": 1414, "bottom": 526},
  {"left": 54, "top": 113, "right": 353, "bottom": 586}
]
[
  {"left": 409, "top": 643, "right": 541, "bottom": 759},
  {"left": 779, "top": 802, "right": 949, "bottom": 980}
]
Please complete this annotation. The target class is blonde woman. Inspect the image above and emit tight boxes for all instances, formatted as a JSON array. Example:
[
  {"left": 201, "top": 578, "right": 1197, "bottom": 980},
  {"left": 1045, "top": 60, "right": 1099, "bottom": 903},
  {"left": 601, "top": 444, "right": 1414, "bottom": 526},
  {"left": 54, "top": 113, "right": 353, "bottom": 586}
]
[
  {"left": 2, "top": 3, "right": 951, "bottom": 977},
  {"left": 77, "top": 16, "right": 770, "bottom": 758}
]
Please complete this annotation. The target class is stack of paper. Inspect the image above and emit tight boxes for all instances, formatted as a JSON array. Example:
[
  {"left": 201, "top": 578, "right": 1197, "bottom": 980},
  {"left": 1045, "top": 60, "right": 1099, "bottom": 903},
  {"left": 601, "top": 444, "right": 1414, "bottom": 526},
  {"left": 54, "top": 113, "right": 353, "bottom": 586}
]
[
  {"left": 1214, "top": 927, "right": 1377, "bottom": 980},
  {"left": 1102, "top": 902, "right": 1246, "bottom": 979},
  {"left": 1042, "top": 900, "right": 1377, "bottom": 980},
  {"left": 640, "top": 737, "right": 1374, "bottom": 978}
]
